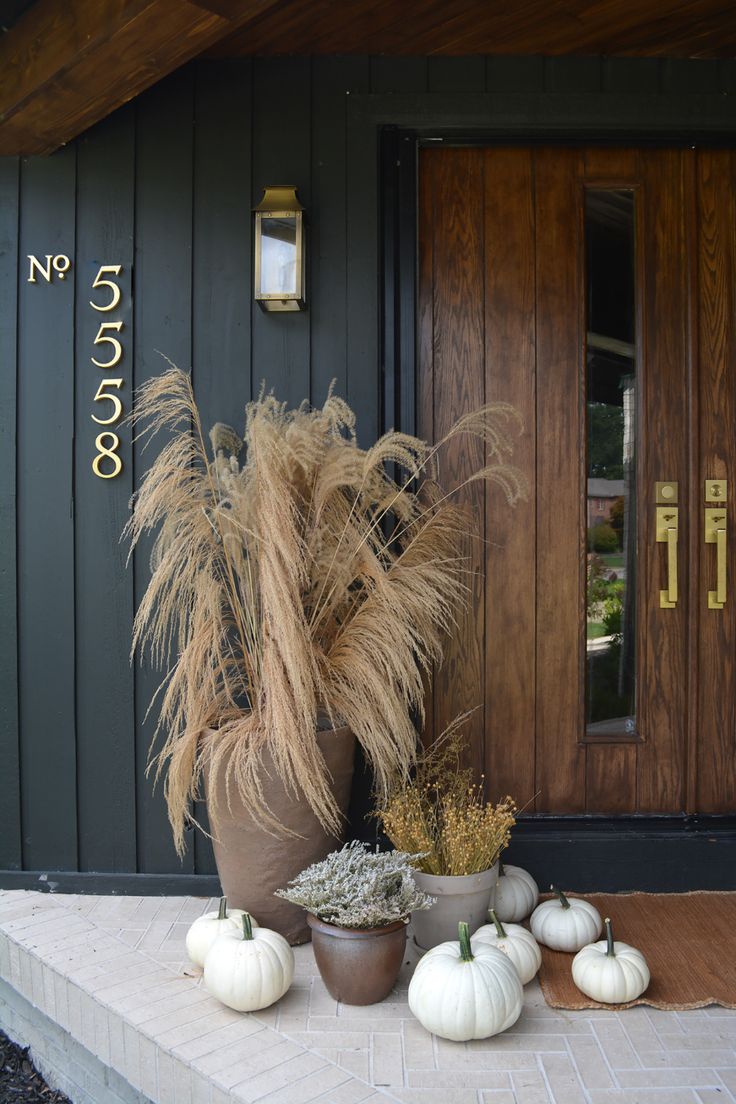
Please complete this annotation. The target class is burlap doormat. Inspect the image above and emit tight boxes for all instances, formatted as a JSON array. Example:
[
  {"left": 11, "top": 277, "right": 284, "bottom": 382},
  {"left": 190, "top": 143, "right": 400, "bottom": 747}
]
[{"left": 538, "top": 891, "right": 736, "bottom": 1010}]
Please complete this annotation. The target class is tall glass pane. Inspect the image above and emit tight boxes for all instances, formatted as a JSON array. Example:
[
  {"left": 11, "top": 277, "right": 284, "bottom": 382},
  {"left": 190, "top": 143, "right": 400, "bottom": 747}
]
[{"left": 585, "top": 190, "right": 637, "bottom": 738}]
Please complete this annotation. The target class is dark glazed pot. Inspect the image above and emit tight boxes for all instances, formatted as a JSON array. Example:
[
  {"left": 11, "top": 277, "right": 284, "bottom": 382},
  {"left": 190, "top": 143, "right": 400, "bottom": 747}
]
[
  {"left": 204, "top": 726, "right": 355, "bottom": 946},
  {"left": 307, "top": 913, "right": 408, "bottom": 1005}
]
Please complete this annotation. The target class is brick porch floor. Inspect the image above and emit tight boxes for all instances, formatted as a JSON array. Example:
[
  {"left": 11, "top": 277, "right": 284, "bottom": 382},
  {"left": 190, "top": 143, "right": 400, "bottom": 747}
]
[{"left": 1, "top": 890, "right": 735, "bottom": 1104}]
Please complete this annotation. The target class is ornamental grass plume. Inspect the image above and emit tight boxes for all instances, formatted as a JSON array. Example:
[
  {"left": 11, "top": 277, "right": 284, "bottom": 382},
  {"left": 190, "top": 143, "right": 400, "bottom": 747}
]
[
  {"left": 124, "top": 365, "right": 526, "bottom": 853},
  {"left": 378, "top": 714, "right": 517, "bottom": 876},
  {"left": 276, "top": 842, "right": 434, "bottom": 929}
]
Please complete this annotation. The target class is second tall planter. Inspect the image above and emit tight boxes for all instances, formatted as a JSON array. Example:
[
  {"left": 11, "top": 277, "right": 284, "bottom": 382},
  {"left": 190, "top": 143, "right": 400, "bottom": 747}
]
[
  {"left": 205, "top": 725, "right": 355, "bottom": 946},
  {"left": 411, "top": 864, "right": 498, "bottom": 950}
]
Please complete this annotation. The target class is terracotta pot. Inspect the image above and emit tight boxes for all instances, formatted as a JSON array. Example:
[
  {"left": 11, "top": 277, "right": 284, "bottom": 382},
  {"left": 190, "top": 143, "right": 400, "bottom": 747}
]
[
  {"left": 307, "top": 913, "right": 408, "bottom": 1005},
  {"left": 410, "top": 863, "right": 498, "bottom": 950},
  {"left": 204, "top": 726, "right": 355, "bottom": 946}
]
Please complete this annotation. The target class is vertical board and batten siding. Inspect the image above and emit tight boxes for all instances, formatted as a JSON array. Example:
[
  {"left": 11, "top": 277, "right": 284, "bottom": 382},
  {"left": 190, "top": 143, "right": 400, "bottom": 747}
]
[
  {"left": 74, "top": 106, "right": 136, "bottom": 875},
  {"left": 134, "top": 72, "right": 196, "bottom": 877},
  {"left": 1, "top": 54, "right": 735, "bottom": 886},
  {"left": 17, "top": 150, "right": 78, "bottom": 874},
  {"left": 0, "top": 156, "right": 20, "bottom": 873}
]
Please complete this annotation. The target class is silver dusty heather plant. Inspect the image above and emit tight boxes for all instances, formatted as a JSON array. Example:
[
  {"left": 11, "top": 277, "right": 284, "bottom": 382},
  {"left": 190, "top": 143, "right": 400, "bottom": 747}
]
[{"left": 276, "top": 841, "right": 434, "bottom": 929}]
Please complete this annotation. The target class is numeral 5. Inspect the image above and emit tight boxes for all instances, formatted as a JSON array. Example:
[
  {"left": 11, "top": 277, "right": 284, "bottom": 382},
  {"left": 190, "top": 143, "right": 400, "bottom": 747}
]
[
  {"left": 92, "top": 320, "right": 123, "bottom": 368},
  {"left": 91, "top": 379, "right": 123, "bottom": 425},
  {"left": 90, "top": 264, "right": 123, "bottom": 312}
]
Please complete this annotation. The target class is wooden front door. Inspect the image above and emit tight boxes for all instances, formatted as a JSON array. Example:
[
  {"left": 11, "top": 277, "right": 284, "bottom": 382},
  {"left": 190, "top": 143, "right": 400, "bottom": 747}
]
[{"left": 419, "top": 146, "right": 736, "bottom": 816}]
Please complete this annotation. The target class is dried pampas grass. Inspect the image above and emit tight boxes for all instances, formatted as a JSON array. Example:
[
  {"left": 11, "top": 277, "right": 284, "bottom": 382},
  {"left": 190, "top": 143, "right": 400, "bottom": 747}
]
[{"left": 125, "top": 367, "right": 526, "bottom": 853}]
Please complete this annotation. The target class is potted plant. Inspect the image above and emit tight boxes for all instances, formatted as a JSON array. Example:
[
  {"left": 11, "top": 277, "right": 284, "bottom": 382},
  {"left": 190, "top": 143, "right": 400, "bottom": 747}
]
[
  {"left": 125, "top": 367, "right": 524, "bottom": 943},
  {"left": 276, "top": 842, "right": 434, "bottom": 1004},
  {"left": 379, "top": 716, "right": 517, "bottom": 950}
]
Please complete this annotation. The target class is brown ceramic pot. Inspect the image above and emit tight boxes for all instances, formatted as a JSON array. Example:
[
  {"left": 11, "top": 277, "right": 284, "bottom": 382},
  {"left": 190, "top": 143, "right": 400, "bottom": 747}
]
[
  {"left": 306, "top": 913, "right": 408, "bottom": 1005},
  {"left": 204, "top": 725, "right": 355, "bottom": 946}
]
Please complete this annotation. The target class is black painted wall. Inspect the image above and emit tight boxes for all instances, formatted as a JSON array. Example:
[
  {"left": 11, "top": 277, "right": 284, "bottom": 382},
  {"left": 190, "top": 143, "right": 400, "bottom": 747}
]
[{"left": 2, "top": 54, "right": 735, "bottom": 891}]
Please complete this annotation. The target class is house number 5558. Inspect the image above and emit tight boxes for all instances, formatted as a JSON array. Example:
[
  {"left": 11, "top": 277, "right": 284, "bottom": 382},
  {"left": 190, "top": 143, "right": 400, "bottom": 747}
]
[{"left": 90, "top": 265, "right": 125, "bottom": 479}]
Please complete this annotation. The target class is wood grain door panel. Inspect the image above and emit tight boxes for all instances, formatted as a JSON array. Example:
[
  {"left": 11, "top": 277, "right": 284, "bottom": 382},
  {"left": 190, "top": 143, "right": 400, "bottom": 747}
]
[
  {"left": 419, "top": 144, "right": 734, "bottom": 817},
  {"left": 696, "top": 149, "right": 736, "bottom": 813},
  {"left": 483, "top": 148, "right": 537, "bottom": 807},
  {"left": 637, "top": 148, "right": 691, "bottom": 813}
]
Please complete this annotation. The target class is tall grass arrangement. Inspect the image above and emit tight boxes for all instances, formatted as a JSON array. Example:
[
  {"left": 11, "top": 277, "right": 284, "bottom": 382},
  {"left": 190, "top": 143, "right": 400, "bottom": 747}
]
[{"left": 125, "top": 366, "right": 526, "bottom": 854}]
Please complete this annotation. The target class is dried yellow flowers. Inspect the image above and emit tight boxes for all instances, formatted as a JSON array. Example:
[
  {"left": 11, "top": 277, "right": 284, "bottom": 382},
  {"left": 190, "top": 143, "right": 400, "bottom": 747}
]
[{"left": 379, "top": 715, "right": 516, "bottom": 877}]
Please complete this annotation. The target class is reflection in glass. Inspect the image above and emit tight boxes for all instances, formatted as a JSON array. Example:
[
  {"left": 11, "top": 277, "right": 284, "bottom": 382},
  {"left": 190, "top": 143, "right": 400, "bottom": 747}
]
[
  {"left": 585, "top": 190, "right": 637, "bottom": 738},
  {"left": 258, "top": 216, "right": 298, "bottom": 296}
]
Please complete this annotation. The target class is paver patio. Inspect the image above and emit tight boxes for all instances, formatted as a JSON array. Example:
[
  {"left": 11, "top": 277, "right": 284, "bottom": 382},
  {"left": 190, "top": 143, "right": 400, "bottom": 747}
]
[{"left": 1, "top": 889, "right": 734, "bottom": 1104}]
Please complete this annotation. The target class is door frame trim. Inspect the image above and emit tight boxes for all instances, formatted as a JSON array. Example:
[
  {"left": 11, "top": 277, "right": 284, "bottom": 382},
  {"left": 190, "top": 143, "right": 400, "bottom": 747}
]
[{"left": 380, "top": 128, "right": 736, "bottom": 887}]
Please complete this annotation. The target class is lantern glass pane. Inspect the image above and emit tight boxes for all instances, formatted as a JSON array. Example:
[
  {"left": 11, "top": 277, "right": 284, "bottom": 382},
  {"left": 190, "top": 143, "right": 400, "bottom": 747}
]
[{"left": 259, "top": 216, "right": 298, "bottom": 296}]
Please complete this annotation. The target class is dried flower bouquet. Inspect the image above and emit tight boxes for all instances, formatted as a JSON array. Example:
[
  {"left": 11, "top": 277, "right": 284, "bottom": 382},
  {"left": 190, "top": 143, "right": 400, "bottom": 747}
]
[
  {"left": 125, "top": 367, "right": 525, "bottom": 853},
  {"left": 379, "top": 715, "right": 517, "bottom": 877}
]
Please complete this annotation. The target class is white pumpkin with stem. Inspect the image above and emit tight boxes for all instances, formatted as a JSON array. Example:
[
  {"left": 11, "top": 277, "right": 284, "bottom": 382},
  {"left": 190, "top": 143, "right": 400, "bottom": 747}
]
[
  {"left": 408, "top": 921, "right": 523, "bottom": 1041},
  {"left": 494, "top": 863, "right": 539, "bottom": 923},
  {"left": 472, "top": 908, "right": 542, "bottom": 985},
  {"left": 530, "top": 887, "right": 602, "bottom": 952},
  {"left": 572, "top": 917, "right": 650, "bottom": 1003},
  {"left": 185, "top": 897, "right": 256, "bottom": 968},
  {"left": 204, "top": 913, "right": 294, "bottom": 1012}
]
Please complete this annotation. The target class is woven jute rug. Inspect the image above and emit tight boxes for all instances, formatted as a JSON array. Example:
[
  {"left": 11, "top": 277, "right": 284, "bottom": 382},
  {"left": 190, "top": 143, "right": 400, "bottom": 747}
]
[{"left": 538, "top": 891, "right": 736, "bottom": 1010}]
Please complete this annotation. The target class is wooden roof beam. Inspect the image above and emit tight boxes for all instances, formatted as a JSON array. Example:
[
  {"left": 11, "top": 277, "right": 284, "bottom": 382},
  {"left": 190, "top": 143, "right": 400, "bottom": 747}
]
[{"left": 0, "top": 0, "right": 279, "bottom": 155}]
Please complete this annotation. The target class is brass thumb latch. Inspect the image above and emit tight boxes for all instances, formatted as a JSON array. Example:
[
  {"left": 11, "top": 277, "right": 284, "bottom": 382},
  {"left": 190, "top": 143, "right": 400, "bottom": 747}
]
[
  {"left": 705, "top": 480, "right": 727, "bottom": 610},
  {"left": 656, "top": 483, "right": 678, "bottom": 609}
]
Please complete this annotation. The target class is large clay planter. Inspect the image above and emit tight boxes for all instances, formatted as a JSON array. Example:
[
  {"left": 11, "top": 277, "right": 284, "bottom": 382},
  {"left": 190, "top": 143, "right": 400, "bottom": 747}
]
[
  {"left": 410, "top": 864, "right": 498, "bottom": 951},
  {"left": 307, "top": 913, "right": 408, "bottom": 1005},
  {"left": 204, "top": 726, "right": 355, "bottom": 946}
]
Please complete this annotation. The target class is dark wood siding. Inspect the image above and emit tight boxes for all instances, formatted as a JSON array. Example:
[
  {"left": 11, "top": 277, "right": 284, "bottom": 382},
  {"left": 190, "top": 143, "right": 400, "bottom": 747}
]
[{"left": 1, "top": 55, "right": 734, "bottom": 887}]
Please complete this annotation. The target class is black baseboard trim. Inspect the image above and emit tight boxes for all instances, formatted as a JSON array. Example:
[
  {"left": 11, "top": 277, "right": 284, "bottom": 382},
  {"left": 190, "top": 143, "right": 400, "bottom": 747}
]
[
  {"left": 505, "top": 814, "right": 736, "bottom": 892},
  {"left": 0, "top": 871, "right": 223, "bottom": 896},
  {"left": 1, "top": 816, "right": 734, "bottom": 895}
]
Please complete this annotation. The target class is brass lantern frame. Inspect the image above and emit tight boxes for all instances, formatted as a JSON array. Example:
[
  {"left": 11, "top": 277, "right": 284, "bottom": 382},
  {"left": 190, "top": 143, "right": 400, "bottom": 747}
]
[{"left": 253, "top": 185, "right": 305, "bottom": 312}]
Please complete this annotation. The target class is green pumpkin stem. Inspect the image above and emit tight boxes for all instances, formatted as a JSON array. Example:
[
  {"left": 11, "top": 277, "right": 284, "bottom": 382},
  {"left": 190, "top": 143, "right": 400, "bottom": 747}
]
[
  {"left": 551, "top": 885, "right": 571, "bottom": 910},
  {"left": 489, "top": 909, "right": 507, "bottom": 939},
  {"left": 242, "top": 912, "right": 254, "bottom": 941},
  {"left": 458, "top": 921, "right": 474, "bottom": 962},
  {"left": 605, "top": 917, "right": 615, "bottom": 957},
  {"left": 217, "top": 897, "right": 228, "bottom": 921},
  {"left": 499, "top": 861, "right": 505, "bottom": 876}
]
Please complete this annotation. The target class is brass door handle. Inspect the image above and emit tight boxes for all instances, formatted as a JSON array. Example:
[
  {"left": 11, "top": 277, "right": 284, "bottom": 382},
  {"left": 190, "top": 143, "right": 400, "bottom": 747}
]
[
  {"left": 705, "top": 508, "right": 727, "bottom": 609},
  {"left": 656, "top": 506, "right": 678, "bottom": 608}
]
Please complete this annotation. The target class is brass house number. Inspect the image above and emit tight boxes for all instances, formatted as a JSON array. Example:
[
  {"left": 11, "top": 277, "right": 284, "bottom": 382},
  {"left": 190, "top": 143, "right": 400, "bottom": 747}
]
[
  {"left": 89, "top": 265, "right": 125, "bottom": 479},
  {"left": 27, "top": 254, "right": 126, "bottom": 480}
]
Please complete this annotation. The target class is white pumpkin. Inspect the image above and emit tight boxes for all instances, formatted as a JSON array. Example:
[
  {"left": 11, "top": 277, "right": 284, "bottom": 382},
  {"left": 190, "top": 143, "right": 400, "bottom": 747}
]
[
  {"left": 572, "top": 917, "right": 650, "bottom": 1003},
  {"left": 204, "top": 913, "right": 294, "bottom": 1011},
  {"left": 408, "top": 921, "right": 523, "bottom": 1041},
  {"left": 494, "top": 863, "right": 539, "bottom": 923},
  {"left": 530, "top": 887, "right": 602, "bottom": 952},
  {"left": 185, "top": 897, "right": 256, "bottom": 968},
  {"left": 472, "top": 909, "right": 542, "bottom": 985}
]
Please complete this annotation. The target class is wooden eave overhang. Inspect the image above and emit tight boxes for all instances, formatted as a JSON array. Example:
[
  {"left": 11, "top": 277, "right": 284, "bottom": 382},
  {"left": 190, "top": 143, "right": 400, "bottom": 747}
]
[
  {"left": 0, "top": 0, "right": 286, "bottom": 155},
  {"left": 1, "top": 0, "right": 736, "bottom": 156}
]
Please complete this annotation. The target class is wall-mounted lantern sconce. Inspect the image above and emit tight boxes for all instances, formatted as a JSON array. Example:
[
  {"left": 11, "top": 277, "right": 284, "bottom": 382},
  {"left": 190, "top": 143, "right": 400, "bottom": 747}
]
[{"left": 254, "top": 185, "right": 305, "bottom": 311}]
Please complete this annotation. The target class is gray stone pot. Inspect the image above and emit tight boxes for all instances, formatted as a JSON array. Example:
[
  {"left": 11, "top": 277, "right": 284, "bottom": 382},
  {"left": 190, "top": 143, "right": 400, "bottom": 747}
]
[{"left": 410, "top": 864, "right": 498, "bottom": 950}]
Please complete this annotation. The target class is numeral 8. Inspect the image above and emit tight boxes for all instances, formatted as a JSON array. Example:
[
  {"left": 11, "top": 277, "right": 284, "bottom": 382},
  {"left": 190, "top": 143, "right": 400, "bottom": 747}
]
[{"left": 92, "top": 431, "right": 123, "bottom": 479}]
